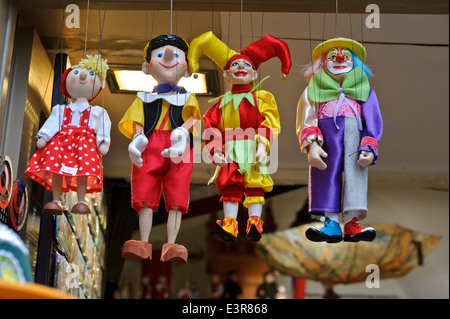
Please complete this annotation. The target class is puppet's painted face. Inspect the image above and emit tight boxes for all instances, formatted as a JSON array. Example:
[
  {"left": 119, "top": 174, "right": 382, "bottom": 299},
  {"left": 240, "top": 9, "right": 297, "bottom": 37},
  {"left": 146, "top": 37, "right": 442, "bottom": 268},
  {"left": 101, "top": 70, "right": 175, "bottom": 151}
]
[
  {"left": 224, "top": 58, "right": 258, "bottom": 85},
  {"left": 66, "top": 68, "right": 102, "bottom": 101},
  {"left": 143, "top": 45, "right": 189, "bottom": 85},
  {"left": 324, "top": 48, "right": 353, "bottom": 76}
]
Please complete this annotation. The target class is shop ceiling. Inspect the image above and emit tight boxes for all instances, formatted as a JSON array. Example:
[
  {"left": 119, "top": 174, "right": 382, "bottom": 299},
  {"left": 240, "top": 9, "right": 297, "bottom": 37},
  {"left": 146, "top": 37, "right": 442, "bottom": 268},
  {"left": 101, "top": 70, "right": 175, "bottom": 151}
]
[{"left": 14, "top": 0, "right": 450, "bottom": 14}]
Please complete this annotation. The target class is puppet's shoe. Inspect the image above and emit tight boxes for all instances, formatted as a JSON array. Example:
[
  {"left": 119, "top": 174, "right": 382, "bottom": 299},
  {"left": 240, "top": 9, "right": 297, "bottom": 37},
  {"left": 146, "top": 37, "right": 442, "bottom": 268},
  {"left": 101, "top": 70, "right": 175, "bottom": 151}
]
[
  {"left": 246, "top": 216, "right": 264, "bottom": 242},
  {"left": 215, "top": 217, "right": 238, "bottom": 243},
  {"left": 343, "top": 217, "right": 376, "bottom": 242},
  {"left": 71, "top": 202, "right": 91, "bottom": 215},
  {"left": 122, "top": 240, "right": 152, "bottom": 260},
  {"left": 305, "top": 217, "right": 343, "bottom": 243},
  {"left": 43, "top": 201, "right": 63, "bottom": 215},
  {"left": 160, "top": 243, "right": 188, "bottom": 264}
]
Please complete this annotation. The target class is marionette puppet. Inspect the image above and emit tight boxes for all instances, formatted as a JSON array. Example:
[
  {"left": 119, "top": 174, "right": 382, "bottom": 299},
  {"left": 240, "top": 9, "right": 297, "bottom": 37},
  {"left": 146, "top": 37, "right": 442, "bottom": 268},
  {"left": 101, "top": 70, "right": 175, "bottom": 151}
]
[
  {"left": 25, "top": 55, "right": 111, "bottom": 216},
  {"left": 119, "top": 34, "right": 201, "bottom": 264},
  {"left": 188, "top": 31, "right": 291, "bottom": 244},
  {"left": 296, "top": 38, "right": 383, "bottom": 243}
]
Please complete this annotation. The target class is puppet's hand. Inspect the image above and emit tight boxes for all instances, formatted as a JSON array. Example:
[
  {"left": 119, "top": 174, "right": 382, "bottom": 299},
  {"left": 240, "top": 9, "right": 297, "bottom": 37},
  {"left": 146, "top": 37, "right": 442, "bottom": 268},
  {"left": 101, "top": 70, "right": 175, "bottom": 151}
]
[
  {"left": 128, "top": 133, "right": 148, "bottom": 167},
  {"left": 357, "top": 150, "right": 374, "bottom": 167},
  {"left": 252, "top": 141, "right": 267, "bottom": 167},
  {"left": 213, "top": 152, "right": 228, "bottom": 167},
  {"left": 36, "top": 137, "right": 46, "bottom": 149},
  {"left": 161, "top": 127, "right": 189, "bottom": 158},
  {"left": 307, "top": 142, "right": 328, "bottom": 170},
  {"left": 98, "top": 142, "right": 109, "bottom": 156}
]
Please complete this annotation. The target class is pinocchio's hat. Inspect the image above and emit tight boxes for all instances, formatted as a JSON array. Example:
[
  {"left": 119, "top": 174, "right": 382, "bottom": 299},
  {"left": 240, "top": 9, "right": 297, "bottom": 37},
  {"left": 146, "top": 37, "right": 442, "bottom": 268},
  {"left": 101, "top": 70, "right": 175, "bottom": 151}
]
[
  {"left": 188, "top": 31, "right": 292, "bottom": 79},
  {"left": 311, "top": 37, "right": 367, "bottom": 62}
]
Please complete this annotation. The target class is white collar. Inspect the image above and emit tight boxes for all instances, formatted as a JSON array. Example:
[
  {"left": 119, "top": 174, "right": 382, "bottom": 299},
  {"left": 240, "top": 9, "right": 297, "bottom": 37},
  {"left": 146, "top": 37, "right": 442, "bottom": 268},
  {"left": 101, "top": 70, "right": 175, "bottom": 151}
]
[
  {"left": 137, "top": 92, "right": 191, "bottom": 106},
  {"left": 68, "top": 101, "right": 90, "bottom": 112}
]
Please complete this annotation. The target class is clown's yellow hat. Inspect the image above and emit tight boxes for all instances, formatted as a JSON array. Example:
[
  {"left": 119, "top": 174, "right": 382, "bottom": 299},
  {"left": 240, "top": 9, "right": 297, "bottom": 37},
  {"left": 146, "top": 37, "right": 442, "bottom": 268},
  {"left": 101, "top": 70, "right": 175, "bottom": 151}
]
[{"left": 312, "top": 37, "right": 366, "bottom": 62}]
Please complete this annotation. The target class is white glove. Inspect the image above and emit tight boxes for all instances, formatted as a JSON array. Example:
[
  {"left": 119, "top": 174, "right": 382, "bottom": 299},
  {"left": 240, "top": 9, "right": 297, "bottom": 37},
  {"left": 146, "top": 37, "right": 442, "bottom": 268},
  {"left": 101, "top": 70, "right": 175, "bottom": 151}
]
[
  {"left": 98, "top": 142, "right": 109, "bottom": 156},
  {"left": 307, "top": 141, "right": 328, "bottom": 170},
  {"left": 161, "top": 127, "right": 189, "bottom": 158},
  {"left": 128, "top": 133, "right": 148, "bottom": 167},
  {"left": 36, "top": 137, "right": 46, "bottom": 149}
]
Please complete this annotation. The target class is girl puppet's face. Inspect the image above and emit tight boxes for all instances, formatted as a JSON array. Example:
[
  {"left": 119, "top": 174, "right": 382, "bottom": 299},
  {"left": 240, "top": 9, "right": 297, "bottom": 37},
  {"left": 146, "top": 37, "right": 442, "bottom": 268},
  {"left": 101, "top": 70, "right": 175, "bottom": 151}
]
[
  {"left": 66, "top": 68, "right": 102, "bottom": 101},
  {"left": 224, "top": 58, "right": 258, "bottom": 85},
  {"left": 324, "top": 47, "right": 354, "bottom": 80}
]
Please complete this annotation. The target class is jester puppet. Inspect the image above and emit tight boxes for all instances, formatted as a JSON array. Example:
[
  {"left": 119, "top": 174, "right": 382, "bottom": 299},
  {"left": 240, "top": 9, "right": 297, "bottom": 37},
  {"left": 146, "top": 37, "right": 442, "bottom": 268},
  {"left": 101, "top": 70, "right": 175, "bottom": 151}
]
[
  {"left": 25, "top": 55, "right": 111, "bottom": 216},
  {"left": 188, "top": 32, "right": 291, "bottom": 243},
  {"left": 119, "top": 34, "right": 201, "bottom": 263},
  {"left": 296, "top": 38, "right": 383, "bottom": 243}
]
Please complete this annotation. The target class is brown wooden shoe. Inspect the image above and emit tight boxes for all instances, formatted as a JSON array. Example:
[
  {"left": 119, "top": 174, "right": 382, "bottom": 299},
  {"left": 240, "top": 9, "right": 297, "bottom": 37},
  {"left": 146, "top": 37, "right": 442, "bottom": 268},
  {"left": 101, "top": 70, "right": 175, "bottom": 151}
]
[
  {"left": 160, "top": 243, "right": 188, "bottom": 264},
  {"left": 43, "top": 201, "right": 63, "bottom": 215},
  {"left": 122, "top": 240, "right": 152, "bottom": 260},
  {"left": 71, "top": 202, "right": 91, "bottom": 215}
]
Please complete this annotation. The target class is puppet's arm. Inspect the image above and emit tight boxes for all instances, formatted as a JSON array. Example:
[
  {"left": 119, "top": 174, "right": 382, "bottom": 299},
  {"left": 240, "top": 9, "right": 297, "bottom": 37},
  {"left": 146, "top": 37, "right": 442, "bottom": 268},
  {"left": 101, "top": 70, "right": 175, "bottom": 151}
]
[
  {"left": 203, "top": 101, "right": 227, "bottom": 167},
  {"left": 36, "top": 105, "right": 63, "bottom": 148},
  {"left": 254, "top": 90, "right": 281, "bottom": 166},
  {"left": 358, "top": 89, "right": 383, "bottom": 166},
  {"left": 94, "top": 106, "right": 112, "bottom": 155},
  {"left": 119, "top": 98, "right": 148, "bottom": 167},
  {"left": 296, "top": 87, "right": 328, "bottom": 170},
  {"left": 162, "top": 94, "right": 201, "bottom": 158}
]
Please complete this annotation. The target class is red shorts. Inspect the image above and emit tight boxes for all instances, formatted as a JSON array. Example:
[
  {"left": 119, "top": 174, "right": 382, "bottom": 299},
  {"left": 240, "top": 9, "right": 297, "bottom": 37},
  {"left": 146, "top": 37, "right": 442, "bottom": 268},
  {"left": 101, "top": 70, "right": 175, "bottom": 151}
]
[
  {"left": 216, "top": 162, "right": 264, "bottom": 203},
  {"left": 131, "top": 129, "right": 194, "bottom": 213}
]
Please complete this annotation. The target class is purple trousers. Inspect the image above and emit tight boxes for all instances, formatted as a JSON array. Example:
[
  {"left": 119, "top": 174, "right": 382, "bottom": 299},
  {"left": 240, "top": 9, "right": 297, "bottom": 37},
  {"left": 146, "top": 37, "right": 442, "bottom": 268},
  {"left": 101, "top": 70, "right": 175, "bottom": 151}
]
[{"left": 309, "top": 116, "right": 368, "bottom": 218}]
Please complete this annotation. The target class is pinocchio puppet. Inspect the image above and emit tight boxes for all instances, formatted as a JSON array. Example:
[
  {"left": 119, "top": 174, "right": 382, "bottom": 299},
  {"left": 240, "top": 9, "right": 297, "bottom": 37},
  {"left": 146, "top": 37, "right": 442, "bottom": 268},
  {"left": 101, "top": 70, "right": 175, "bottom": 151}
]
[
  {"left": 296, "top": 38, "right": 383, "bottom": 243},
  {"left": 119, "top": 34, "right": 201, "bottom": 264},
  {"left": 25, "top": 55, "right": 111, "bottom": 216},
  {"left": 188, "top": 31, "right": 291, "bottom": 243}
]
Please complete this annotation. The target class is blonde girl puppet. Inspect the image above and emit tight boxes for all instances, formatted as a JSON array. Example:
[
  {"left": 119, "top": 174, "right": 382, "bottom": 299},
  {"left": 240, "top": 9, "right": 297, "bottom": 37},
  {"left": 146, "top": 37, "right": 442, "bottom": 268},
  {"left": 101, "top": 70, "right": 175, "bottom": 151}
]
[{"left": 25, "top": 55, "right": 111, "bottom": 216}]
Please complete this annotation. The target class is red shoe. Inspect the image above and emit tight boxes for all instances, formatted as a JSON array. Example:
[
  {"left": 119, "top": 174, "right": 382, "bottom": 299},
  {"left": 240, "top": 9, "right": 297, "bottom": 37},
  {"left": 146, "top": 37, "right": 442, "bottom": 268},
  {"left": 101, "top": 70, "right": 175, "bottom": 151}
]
[
  {"left": 343, "top": 217, "right": 376, "bottom": 242},
  {"left": 246, "top": 216, "right": 264, "bottom": 242}
]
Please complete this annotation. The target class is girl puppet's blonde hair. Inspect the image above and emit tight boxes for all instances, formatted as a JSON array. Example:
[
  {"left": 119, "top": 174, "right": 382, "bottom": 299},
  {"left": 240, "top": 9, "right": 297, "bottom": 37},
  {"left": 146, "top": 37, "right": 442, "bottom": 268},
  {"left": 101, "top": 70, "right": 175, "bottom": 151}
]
[{"left": 73, "top": 54, "right": 109, "bottom": 83}]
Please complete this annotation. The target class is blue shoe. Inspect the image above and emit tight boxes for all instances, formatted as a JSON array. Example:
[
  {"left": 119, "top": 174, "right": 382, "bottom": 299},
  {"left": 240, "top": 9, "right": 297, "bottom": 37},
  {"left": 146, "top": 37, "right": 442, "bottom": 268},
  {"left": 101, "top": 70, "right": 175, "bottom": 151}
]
[{"left": 305, "top": 217, "right": 343, "bottom": 243}]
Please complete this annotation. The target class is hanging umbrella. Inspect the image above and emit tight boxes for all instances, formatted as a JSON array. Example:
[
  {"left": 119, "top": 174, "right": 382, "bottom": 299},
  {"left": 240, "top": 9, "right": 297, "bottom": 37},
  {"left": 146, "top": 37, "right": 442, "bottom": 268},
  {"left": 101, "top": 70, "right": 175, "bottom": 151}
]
[{"left": 255, "top": 223, "right": 440, "bottom": 287}]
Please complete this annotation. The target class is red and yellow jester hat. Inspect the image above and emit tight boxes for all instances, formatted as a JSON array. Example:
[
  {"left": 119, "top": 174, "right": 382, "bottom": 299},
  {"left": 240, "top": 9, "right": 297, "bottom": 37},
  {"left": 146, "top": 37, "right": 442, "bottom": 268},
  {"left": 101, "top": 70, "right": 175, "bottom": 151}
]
[{"left": 188, "top": 31, "right": 292, "bottom": 80}]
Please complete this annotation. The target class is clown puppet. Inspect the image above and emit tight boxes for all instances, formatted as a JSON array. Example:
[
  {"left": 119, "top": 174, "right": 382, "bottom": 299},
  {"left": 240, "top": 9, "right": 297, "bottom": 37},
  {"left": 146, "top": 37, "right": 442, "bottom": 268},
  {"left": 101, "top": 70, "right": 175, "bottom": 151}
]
[
  {"left": 25, "top": 55, "right": 111, "bottom": 216},
  {"left": 188, "top": 31, "right": 291, "bottom": 243},
  {"left": 119, "top": 34, "right": 201, "bottom": 264},
  {"left": 296, "top": 38, "right": 383, "bottom": 243}
]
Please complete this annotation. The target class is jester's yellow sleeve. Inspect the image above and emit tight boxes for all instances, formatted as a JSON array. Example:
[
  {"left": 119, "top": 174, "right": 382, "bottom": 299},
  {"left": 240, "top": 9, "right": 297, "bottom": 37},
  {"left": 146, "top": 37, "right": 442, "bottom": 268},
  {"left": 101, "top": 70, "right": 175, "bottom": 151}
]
[
  {"left": 255, "top": 90, "right": 281, "bottom": 150},
  {"left": 118, "top": 97, "right": 144, "bottom": 140}
]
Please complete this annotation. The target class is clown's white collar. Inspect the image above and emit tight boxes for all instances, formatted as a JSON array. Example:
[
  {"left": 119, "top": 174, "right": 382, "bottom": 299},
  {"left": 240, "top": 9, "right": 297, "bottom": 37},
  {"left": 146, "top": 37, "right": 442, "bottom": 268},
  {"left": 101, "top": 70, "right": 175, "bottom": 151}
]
[{"left": 137, "top": 92, "right": 191, "bottom": 106}]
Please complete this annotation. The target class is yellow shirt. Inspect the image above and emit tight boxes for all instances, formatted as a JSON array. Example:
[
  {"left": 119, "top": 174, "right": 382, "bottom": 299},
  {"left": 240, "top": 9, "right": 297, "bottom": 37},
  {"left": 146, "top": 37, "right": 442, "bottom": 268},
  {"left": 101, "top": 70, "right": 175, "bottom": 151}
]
[{"left": 119, "top": 93, "right": 201, "bottom": 140}]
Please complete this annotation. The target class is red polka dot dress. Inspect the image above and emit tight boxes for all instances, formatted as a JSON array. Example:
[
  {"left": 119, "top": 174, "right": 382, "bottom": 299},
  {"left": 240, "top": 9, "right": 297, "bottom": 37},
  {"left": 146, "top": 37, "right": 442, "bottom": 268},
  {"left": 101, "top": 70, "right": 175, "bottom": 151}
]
[{"left": 25, "top": 104, "right": 105, "bottom": 193}]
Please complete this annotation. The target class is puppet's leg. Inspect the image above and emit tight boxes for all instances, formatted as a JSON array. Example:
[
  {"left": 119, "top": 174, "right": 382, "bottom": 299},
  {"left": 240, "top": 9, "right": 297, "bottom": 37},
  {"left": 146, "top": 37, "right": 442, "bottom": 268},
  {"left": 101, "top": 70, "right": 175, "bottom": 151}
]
[
  {"left": 42, "top": 173, "right": 63, "bottom": 215},
  {"left": 243, "top": 187, "right": 265, "bottom": 242},
  {"left": 342, "top": 117, "right": 375, "bottom": 242},
  {"left": 161, "top": 207, "right": 188, "bottom": 263},
  {"left": 71, "top": 176, "right": 91, "bottom": 214},
  {"left": 122, "top": 204, "right": 153, "bottom": 260},
  {"left": 305, "top": 117, "right": 345, "bottom": 243},
  {"left": 215, "top": 163, "right": 244, "bottom": 243}
]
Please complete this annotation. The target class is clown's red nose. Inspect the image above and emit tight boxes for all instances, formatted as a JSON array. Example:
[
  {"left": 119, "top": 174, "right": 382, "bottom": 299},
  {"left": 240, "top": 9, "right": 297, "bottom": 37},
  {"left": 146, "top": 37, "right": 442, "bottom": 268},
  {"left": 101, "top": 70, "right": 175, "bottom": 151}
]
[{"left": 336, "top": 53, "right": 345, "bottom": 63}]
